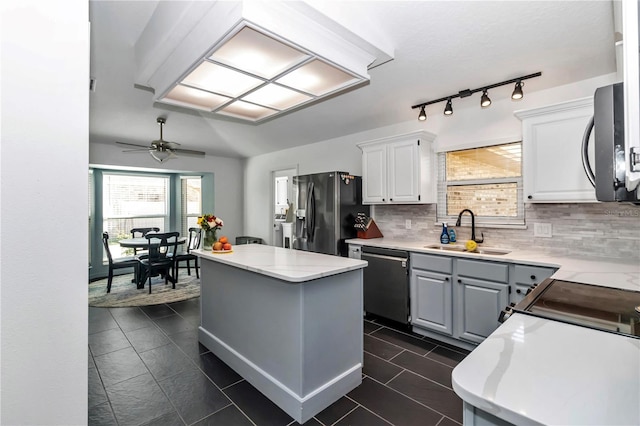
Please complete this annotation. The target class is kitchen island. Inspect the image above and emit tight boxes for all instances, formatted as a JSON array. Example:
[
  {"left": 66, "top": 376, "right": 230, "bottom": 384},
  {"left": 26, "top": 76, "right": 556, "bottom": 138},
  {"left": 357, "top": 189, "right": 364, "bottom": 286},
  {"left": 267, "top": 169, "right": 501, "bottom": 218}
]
[{"left": 194, "top": 244, "right": 367, "bottom": 424}]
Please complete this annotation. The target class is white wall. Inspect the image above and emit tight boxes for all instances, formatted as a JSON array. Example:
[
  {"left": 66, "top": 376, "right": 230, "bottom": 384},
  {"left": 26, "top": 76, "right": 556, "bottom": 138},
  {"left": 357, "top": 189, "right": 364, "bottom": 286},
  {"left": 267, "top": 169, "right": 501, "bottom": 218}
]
[
  {"left": 1, "top": 0, "right": 89, "bottom": 423},
  {"left": 244, "top": 72, "right": 619, "bottom": 241},
  {"left": 90, "top": 141, "right": 245, "bottom": 244}
]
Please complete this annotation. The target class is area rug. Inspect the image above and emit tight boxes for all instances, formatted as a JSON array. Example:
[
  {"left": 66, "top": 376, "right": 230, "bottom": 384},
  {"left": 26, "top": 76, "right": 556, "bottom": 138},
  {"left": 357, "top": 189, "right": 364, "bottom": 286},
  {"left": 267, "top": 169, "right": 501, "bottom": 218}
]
[{"left": 89, "top": 271, "right": 200, "bottom": 308}]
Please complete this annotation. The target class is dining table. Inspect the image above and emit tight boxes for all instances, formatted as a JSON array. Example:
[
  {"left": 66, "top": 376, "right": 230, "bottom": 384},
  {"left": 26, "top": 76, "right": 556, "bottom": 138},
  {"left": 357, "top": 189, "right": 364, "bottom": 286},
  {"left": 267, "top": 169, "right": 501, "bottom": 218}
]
[
  {"left": 118, "top": 235, "right": 187, "bottom": 249},
  {"left": 118, "top": 235, "right": 187, "bottom": 288}
]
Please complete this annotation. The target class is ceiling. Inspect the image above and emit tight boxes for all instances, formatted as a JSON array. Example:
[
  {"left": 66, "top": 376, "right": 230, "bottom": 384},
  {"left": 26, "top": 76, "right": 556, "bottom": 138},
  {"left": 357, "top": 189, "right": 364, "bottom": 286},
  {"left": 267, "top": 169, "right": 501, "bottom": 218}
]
[{"left": 89, "top": 1, "right": 616, "bottom": 159}]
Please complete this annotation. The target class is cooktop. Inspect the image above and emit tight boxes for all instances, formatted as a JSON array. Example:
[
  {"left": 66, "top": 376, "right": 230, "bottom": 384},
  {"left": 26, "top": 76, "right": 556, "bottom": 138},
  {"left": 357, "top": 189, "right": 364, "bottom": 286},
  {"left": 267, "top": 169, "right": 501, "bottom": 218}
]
[{"left": 506, "top": 279, "right": 640, "bottom": 339}]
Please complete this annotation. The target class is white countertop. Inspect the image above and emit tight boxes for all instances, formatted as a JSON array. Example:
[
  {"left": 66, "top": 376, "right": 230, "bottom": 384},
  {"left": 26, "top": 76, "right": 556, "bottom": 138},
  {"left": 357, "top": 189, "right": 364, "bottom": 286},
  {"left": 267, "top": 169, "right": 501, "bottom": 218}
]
[
  {"left": 347, "top": 237, "right": 640, "bottom": 424},
  {"left": 452, "top": 313, "right": 640, "bottom": 426},
  {"left": 346, "top": 238, "right": 640, "bottom": 290},
  {"left": 194, "top": 244, "right": 367, "bottom": 283}
]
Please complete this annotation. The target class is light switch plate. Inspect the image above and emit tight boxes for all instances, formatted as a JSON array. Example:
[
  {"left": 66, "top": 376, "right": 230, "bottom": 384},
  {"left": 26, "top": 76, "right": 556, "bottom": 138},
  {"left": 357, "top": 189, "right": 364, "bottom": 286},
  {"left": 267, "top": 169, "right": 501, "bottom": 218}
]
[
  {"left": 405, "top": 219, "right": 411, "bottom": 230},
  {"left": 534, "top": 222, "right": 552, "bottom": 238}
]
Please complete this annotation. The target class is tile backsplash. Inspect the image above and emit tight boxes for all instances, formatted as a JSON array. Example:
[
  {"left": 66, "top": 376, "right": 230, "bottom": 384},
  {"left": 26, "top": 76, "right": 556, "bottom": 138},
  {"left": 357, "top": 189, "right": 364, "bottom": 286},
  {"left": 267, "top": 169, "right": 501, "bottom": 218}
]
[{"left": 372, "top": 203, "right": 640, "bottom": 259}]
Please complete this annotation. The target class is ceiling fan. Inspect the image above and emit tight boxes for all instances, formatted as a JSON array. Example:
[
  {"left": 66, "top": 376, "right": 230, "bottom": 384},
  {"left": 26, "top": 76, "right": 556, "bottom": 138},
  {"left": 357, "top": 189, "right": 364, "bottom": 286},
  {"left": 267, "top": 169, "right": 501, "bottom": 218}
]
[{"left": 116, "top": 117, "right": 206, "bottom": 163}]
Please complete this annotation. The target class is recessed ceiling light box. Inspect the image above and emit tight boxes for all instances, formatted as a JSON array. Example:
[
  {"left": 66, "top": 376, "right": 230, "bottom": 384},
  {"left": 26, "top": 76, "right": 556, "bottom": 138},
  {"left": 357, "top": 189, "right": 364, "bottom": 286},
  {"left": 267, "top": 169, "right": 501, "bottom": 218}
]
[{"left": 134, "top": 1, "right": 394, "bottom": 122}]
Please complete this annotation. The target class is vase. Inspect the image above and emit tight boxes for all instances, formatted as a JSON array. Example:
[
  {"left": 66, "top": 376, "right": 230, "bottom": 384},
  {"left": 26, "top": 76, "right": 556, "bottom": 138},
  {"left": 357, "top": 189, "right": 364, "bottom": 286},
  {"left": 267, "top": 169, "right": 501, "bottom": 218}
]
[{"left": 202, "top": 229, "right": 217, "bottom": 250}]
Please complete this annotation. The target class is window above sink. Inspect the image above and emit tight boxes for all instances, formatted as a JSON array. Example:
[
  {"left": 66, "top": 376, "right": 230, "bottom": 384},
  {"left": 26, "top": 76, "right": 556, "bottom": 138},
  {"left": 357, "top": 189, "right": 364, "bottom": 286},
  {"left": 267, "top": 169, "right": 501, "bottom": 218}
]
[{"left": 437, "top": 141, "right": 525, "bottom": 228}]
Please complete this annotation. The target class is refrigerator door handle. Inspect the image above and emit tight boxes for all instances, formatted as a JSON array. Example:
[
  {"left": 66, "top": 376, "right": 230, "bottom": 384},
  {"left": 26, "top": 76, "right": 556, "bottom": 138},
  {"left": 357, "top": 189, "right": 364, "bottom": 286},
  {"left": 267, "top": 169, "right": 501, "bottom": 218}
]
[{"left": 306, "top": 182, "right": 316, "bottom": 242}]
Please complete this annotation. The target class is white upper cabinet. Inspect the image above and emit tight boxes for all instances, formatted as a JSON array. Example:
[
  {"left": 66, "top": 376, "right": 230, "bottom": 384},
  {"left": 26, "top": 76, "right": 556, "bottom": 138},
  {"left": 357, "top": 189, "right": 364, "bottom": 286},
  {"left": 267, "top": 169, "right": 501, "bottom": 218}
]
[
  {"left": 358, "top": 131, "right": 436, "bottom": 204},
  {"left": 515, "top": 98, "right": 596, "bottom": 202}
]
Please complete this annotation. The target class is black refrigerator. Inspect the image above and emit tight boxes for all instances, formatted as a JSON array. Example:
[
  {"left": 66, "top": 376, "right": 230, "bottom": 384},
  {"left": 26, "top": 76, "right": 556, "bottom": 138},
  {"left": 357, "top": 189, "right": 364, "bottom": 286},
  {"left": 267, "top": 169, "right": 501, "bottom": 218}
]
[{"left": 292, "top": 171, "right": 369, "bottom": 257}]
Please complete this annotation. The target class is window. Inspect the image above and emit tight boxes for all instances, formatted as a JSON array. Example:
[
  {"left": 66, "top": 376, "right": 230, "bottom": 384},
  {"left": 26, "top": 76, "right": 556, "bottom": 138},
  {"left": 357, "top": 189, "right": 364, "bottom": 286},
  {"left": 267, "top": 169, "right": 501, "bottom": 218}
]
[
  {"left": 181, "top": 176, "right": 202, "bottom": 237},
  {"left": 437, "top": 141, "right": 524, "bottom": 227},
  {"left": 102, "top": 173, "right": 169, "bottom": 259}
]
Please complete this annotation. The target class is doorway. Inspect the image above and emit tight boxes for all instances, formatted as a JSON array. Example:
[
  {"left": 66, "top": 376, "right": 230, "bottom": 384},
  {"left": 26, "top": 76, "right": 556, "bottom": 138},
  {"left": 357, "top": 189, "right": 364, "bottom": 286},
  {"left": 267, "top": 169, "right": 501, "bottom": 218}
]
[{"left": 271, "top": 166, "right": 297, "bottom": 246}]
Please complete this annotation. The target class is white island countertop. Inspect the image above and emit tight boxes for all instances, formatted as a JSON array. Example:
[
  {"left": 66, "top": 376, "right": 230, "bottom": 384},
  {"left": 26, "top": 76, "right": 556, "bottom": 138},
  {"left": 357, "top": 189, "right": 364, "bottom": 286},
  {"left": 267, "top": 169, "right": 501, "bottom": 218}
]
[
  {"left": 452, "top": 313, "right": 640, "bottom": 426},
  {"left": 194, "top": 244, "right": 367, "bottom": 283}
]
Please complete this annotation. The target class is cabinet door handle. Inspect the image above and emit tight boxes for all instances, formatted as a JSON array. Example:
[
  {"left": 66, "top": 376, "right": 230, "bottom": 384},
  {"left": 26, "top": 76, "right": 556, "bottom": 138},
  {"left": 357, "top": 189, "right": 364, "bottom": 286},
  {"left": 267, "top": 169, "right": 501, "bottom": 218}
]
[
  {"left": 382, "top": 198, "right": 385, "bottom": 202},
  {"left": 444, "top": 277, "right": 449, "bottom": 281},
  {"left": 390, "top": 198, "right": 393, "bottom": 201},
  {"left": 530, "top": 275, "right": 536, "bottom": 280},
  {"left": 457, "top": 279, "right": 462, "bottom": 283},
  {"left": 516, "top": 289, "right": 522, "bottom": 294}
]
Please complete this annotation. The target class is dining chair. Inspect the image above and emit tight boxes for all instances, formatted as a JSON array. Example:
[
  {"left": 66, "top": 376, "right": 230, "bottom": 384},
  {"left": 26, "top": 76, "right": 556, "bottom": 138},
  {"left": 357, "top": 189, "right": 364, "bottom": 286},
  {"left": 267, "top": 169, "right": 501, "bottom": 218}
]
[
  {"left": 102, "top": 232, "right": 139, "bottom": 293},
  {"left": 137, "top": 231, "right": 180, "bottom": 294},
  {"left": 130, "top": 227, "right": 160, "bottom": 254},
  {"left": 173, "top": 227, "right": 202, "bottom": 279}
]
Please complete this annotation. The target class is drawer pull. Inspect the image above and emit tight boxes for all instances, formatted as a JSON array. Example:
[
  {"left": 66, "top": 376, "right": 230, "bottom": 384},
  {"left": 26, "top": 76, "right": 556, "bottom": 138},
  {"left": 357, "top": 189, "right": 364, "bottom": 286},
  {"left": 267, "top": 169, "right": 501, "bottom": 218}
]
[
  {"left": 530, "top": 275, "right": 536, "bottom": 280},
  {"left": 516, "top": 289, "right": 522, "bottom": 294}
]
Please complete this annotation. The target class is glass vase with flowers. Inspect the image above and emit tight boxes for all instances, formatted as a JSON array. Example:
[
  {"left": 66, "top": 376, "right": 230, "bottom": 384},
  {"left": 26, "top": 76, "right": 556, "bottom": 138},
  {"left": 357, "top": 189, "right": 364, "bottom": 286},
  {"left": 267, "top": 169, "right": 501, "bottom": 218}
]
[{"left": 197, "top": 214, "right": 224, "bottom": 250}]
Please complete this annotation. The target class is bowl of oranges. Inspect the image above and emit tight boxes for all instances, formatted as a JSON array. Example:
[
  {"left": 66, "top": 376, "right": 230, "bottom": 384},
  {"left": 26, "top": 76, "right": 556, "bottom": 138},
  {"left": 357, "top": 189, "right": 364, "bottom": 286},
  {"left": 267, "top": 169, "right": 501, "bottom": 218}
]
[{"left": 211, "top": 236, "right": 233, "bottom": 253}]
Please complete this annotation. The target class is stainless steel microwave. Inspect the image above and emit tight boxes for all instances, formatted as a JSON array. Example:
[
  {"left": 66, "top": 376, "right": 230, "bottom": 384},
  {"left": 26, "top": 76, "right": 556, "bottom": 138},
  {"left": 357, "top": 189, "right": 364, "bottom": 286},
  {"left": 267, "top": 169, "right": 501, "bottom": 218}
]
[{"left": 582, "top": 82, "right": 639, "bottom": 202}]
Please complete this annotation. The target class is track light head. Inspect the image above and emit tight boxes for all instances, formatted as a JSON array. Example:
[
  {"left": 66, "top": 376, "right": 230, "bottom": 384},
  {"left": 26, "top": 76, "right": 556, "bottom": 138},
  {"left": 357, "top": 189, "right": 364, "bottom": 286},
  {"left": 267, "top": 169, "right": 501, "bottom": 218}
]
[
  {"left": 444, "top": 98, "right": 453, "bottom": 115},
  {"left": 418, "top": 105, "right": 427, "bottom": 121},
  {"left": 480, "top": 89, "right": 491, "bottom": 108},
  {"left": 511, "top": 80, "right": 524, "bottom": 100}
]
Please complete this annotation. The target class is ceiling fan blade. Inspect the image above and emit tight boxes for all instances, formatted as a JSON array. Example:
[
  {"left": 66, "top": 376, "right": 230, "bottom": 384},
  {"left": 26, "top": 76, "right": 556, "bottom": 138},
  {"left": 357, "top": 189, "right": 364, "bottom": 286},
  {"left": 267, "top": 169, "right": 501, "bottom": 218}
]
[
  {"left": 116, "top": 141, "right": 150, "bottom": 149},
  {"left": 122, "top": 148, "right": 153, "bottom": 153},
  {"left": 173, "top": 147, "right": 206, "bottom": 156}
]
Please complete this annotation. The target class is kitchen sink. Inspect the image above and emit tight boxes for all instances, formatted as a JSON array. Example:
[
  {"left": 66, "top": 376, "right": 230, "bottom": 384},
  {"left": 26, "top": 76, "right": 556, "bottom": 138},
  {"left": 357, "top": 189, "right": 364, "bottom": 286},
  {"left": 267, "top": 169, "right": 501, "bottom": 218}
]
[{"left": 424, "top": 244, "right": 511, "bottom": 255}]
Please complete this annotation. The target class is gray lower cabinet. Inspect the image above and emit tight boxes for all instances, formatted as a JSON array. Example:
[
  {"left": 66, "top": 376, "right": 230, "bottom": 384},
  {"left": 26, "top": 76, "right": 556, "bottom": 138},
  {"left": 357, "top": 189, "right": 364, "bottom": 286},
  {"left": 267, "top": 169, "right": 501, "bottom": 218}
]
[
  {"left": 410, "top": 253, "right": 514, "bottom": 347},
  {"left": 347, "top": 244, "right": 362, "bottom": 260},
  {"left": 410, "top": 253, "right": 454, "bottom": 335},
  {"left": 456, "top": 276, "right": 509, "bottom": 344},
  {"left": 511, "top": 264, "right": 556, "bottom": 303},
  {"left": 456, "top": 258, "right": 510, "bottom": 344},
  {"left": 411, "top": 269, "right": 453, "bottom": 335}
]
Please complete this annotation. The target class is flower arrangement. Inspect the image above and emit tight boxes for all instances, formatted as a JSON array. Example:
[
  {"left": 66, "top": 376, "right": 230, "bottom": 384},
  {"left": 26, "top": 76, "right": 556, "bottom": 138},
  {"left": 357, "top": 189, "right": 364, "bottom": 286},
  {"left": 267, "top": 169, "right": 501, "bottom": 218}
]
[{"left": 197, "top": 214, "right": 224, "bottom": 232}]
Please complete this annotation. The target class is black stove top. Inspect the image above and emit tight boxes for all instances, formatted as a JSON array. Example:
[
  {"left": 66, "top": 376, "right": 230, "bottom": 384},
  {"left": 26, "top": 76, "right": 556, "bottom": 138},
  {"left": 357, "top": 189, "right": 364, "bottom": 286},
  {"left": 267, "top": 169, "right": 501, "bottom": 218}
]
[{"left": 504, "top": 279, "right": 640, "bottom": 339}]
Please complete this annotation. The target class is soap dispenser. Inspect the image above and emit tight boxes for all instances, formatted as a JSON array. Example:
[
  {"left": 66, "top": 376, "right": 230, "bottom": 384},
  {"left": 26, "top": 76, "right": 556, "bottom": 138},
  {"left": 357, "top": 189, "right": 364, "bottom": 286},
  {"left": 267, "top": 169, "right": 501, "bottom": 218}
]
[
  {"left": 440, "top": 222, "right": 450, "bottom": 244},
  {"left": 449, "top": 227, "right": 456, "bottom": 243}
]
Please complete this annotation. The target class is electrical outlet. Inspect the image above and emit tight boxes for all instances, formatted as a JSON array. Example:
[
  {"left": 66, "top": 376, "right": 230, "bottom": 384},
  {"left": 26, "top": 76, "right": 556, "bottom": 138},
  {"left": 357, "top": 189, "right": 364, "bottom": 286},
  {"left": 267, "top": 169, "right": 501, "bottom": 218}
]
[
  {"left": 534, "top": 222, "right": 552, "bottom": 238},
  {"left": 405, "top": 219, "right": 411, "bottom": 230}
]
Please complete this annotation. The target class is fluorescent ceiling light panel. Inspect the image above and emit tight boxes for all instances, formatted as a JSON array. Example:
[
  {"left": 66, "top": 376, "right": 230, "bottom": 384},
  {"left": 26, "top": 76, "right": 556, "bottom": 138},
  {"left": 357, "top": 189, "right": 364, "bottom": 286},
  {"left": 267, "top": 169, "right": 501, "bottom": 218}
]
[
  {"left": 242, "top": 84, "right": 312, "bottom": 110},
  {"left": 135, "top": 1, "right": 393, "bottom": 122},
  {"left": 276, "top": 59, "right": 358, "bottom": 96},
  {"left": 182, "top": 61, "right": 264, "bottom": 97},
  {"left": 163, "top": 85, "right": 231, "bottom": 111},
  {"left": 210, "top": 27, "right": 309, "bottom": 80},
  {"left": 217, "top": 100, "right": 278, "bottom": 121}
]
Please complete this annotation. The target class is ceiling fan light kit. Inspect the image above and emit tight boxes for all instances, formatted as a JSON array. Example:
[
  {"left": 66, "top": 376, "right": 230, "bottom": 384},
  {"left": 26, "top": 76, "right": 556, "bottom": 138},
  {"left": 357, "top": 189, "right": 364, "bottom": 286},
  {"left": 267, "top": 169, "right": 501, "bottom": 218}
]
[
  {"left": 116, "top": 117, "right": 206, "bottom": 163},
  {"left": 133, "top": 1, "right": 393, "bottom": 123}
]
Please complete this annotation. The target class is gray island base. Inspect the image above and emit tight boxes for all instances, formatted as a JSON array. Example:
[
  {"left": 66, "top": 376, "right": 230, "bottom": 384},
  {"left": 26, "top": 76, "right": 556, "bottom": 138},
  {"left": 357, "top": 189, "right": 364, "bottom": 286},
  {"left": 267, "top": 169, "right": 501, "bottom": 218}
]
[{"left": 195, "top": 245, "right": 367, "bottom": 423}]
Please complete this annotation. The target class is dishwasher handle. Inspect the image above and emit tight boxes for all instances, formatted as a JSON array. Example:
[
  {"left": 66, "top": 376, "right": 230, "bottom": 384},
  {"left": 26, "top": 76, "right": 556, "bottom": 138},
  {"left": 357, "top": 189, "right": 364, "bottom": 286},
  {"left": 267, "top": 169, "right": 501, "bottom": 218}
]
[{"left": 361, "top": 252, "right": 408, "bottom": 268}]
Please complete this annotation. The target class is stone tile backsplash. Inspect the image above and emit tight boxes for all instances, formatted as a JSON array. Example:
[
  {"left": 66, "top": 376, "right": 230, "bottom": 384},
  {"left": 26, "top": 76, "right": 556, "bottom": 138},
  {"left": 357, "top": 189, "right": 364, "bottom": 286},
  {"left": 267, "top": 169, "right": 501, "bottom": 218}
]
[{"left": 372, "top": 203, "right": 640, "bottom": 259}]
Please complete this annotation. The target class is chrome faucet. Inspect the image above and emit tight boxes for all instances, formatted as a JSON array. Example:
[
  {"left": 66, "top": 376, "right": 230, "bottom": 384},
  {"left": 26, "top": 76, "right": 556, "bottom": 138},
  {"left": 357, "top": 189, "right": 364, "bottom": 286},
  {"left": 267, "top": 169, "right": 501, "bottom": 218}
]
[{"left": 455, "top": 209, "right": 484, "bottom": 243}]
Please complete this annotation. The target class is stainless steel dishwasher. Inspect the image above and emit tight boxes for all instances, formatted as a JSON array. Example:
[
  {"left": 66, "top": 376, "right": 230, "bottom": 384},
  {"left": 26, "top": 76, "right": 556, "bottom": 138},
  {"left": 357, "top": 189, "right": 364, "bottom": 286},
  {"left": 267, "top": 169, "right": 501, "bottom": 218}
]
[{"left": 361, "top": 246, "right": 410, "bottom": 324}]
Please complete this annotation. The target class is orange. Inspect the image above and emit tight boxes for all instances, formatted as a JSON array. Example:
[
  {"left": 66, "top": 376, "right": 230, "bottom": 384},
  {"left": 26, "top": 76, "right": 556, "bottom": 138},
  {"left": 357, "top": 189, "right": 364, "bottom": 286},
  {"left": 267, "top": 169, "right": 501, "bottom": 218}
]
[
  {"left": 213, "top": 242, "right": 223, "bottom": 251},
  {"left": 219, "top": 236, "right": 228, "bottom": 244},
  {"left": 222, "top": 243, "right": 232, "bottom": 251}
]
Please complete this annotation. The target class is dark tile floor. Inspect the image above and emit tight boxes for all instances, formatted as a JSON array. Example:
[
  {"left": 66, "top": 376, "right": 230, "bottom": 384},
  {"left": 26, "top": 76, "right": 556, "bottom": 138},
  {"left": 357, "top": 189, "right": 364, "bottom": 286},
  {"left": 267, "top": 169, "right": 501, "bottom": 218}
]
[{"left": 89, "top": 299, "right": 470, "bottom": 426}]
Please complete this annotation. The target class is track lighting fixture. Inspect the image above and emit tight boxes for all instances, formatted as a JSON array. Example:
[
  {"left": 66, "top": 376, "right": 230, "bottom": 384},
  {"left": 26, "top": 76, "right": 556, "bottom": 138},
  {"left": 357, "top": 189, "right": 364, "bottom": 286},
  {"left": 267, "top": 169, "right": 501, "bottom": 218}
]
[
  {"left": 511, "top": 80, "right": 524, "bottom": 100},
  {"left": 444, "top": 98, "right": 453, "bottom": 115},
  {"left": 411, "top": 72, "right": 541, "bottom": 120},
  {"left": 480, "top": 90, "right": 491, "bottom": 108},
  {"left": 418, "top": 105, "right": 427, "bottom": 121}
]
